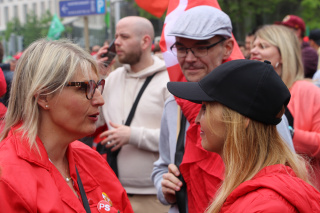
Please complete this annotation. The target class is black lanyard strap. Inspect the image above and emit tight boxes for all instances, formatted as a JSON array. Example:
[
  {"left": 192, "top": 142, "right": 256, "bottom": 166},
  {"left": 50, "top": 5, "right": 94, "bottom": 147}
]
[{"left": 75, "top": 165, "right": 92, "bottom": 213}]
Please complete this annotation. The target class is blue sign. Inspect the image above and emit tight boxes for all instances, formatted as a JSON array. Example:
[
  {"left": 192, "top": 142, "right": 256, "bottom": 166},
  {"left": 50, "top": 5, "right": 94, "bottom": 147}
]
[{"left": 59, "top": 0, "right": 105, "bottom": 17}]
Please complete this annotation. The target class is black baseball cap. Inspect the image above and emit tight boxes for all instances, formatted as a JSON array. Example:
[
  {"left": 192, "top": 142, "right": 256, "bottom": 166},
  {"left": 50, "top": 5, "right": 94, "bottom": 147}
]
[
  {"left": 309, "top": 29, "right": 320, "bottom": 46},
  {"left": 167, "top": 59, "right": 291, "bottom": 125}
]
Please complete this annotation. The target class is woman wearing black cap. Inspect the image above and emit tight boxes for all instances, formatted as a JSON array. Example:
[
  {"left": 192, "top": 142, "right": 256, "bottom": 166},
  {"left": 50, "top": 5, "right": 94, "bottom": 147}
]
[{"left": 167, "top": 59, "right": 320, "bottom": 212}]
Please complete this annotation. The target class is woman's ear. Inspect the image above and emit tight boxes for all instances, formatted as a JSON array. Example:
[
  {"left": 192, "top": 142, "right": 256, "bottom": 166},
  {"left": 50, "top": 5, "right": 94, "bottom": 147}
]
[
  {"left": 35, "top": 93, "right": 49, "bottom": 110},
  {"left": 244, "top": 117, "right": 250, "bottom": 129}
]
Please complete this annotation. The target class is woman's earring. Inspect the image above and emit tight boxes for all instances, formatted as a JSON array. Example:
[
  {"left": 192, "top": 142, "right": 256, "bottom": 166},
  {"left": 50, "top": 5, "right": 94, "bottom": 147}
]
[
  {"left": 275, "top": 62, "right": 279, "bottom": 68},
  {"left": 45, "top": 105, "right": 49, "bottom": 108}
]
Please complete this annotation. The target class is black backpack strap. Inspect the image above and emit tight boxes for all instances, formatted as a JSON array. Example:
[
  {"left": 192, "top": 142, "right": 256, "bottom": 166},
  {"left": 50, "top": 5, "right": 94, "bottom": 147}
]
[
  {"left": 285, "top": 107, "right": 294, "bottom": 137},
  {"left": 174, "top": 113, "right": 187, "bottom": 213}
]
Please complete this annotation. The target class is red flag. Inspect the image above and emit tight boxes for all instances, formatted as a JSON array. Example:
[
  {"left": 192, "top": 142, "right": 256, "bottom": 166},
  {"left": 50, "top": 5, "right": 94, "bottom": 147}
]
[
  {"left": 160, "top": 0, "right": 244, "bottom": 82},
  {"left": 135, "top": 0, "right": 169, "bottom": 18}
]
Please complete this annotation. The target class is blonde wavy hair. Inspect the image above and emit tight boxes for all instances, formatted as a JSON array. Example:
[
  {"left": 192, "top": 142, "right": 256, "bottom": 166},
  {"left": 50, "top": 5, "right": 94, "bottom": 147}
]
[
  {"left": 255, "top": 25, "right": 304, "bottom": 88},
  {"left": 205, "top": 103, "right": 310, "bottom": 213},
  {"left": 0, "top": 39, "right": 98, "bottom": 152}
]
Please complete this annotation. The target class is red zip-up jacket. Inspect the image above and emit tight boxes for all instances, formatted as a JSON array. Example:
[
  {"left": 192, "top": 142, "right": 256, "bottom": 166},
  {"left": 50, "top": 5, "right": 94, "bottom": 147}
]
[
  {"left": 0, "top": 125, "right": 133, "bottom": 213},
  {"left": 220, "top": 164, "right": 320, "bottom": 212}
]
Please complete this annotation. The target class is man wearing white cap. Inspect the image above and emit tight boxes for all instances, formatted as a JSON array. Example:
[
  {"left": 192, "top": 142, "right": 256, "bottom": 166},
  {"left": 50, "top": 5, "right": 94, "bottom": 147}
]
[{"left": 152, "top": 6, "right": 294, "bottom": 213}]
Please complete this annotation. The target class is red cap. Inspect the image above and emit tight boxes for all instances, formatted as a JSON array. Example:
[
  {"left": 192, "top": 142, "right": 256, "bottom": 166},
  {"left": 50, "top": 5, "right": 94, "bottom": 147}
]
[
  {"left": 275, "top": 15, "right": 305, "bottom": 33},
  {"left": 13, "top": 52, "right": 23, "bottom": 60}
]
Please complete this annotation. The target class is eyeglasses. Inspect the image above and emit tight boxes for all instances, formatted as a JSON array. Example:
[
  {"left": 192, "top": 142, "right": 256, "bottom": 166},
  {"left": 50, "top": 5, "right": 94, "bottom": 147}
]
[
  {"left": 66, "top": 79, "right": 105, "bottom": 100},
  {"left": 170, "top": 38, "right": 226, "bottom": 58}
]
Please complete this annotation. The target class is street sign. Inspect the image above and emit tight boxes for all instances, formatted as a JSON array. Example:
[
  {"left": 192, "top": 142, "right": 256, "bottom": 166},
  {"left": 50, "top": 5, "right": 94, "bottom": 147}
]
[{"left": 59, "top": 0, "right": 105, "bottom": 17}]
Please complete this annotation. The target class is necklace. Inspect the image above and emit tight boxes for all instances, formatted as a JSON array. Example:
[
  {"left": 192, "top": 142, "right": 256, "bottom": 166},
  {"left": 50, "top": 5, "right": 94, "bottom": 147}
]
[{"left": 49, "top": 158, "right": 72, "bottom": 182}]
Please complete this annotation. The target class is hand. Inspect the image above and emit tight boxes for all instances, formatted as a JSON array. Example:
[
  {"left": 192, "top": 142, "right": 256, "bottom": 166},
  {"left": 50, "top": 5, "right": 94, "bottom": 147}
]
[
  {"left": 161, "top": 164, "right": 183, "bottom": 204},
  {"left": 100, "top": 121, "right": 131, "bottom": 151},
  {"left": 96, "top": 45, "right": 115, "bottom": 77},
  {"left": 10, "top": 60, "right": 17, "bottom": 71}
]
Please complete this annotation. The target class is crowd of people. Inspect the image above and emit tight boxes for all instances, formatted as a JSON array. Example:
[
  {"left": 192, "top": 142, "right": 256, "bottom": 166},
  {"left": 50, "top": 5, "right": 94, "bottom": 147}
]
[{"left": 0, "top": 4, "right": 320, "bottom": 213}]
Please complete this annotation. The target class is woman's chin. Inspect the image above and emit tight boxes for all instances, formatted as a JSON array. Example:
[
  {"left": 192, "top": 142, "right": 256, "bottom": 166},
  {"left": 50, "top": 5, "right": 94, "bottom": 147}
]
[
  {"left": 201, "top": 140, "right": 208, "bottom": 151},
  {"left": 78, "top": 126, "right": 96, "bottom": 139}
]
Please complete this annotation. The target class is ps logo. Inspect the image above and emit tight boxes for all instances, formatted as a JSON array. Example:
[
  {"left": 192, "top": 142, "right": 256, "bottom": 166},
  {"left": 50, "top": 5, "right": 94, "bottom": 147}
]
[{"left": 97, "top": 200, "right": 111, "bottom": 212}]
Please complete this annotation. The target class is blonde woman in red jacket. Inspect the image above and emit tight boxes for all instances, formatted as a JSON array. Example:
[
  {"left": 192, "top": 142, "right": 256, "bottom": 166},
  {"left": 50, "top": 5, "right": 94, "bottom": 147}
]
[
  {"left": 0, "top": 39, "right": 133, "bottom": 213},
  {"left": 251, "top": 24, "right": 320, "bottom": 189},
  {"left": 167, "top": 59, "right": 320, "bottom": 212}
]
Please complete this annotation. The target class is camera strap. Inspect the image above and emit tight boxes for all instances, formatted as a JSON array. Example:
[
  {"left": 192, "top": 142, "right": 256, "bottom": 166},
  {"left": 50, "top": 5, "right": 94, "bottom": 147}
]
[
  {"left": 106, "top": 72, "right": 157, "bottom": 176},
  {"left": 125, "top": 72, "right": 157, "bottom": 126}
]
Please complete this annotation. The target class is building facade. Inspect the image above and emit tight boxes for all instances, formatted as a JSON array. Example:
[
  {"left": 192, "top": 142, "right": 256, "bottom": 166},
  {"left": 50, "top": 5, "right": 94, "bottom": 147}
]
[
  {"left": 0, "top": 0, "right": 59, "bottom": 32},
  {"left": 0, "top": 0, "right": 108, "bottom": 53}
]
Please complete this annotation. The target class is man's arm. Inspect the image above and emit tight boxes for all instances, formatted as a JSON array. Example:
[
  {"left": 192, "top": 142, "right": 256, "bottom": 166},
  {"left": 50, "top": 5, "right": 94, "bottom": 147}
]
[
  {"left": 276, "top": 115, "right": 295, "bottom": 152},
  {"left": 152, "top": 99, "right": 174, "bottom": 204},
  {"left": 0, "top": 63, "right": 10, "bottom": 71}
]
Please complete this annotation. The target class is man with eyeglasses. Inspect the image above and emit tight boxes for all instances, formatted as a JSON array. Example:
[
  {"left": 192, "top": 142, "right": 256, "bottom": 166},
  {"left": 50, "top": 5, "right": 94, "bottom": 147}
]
[
  {"left": 152, "top": 6, "right": 294, "bottom": 213},
  {"left": 151, "top": 7, "right": 234, "bottom": 213}
]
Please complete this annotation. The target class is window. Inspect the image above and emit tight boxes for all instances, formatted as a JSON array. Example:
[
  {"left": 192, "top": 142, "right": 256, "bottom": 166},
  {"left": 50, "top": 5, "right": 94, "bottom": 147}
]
[
  {"left": 32, "top": 3, "right": 37, "bottom": 16},
  {"left": 23, "top": 4, "right": 28, "bottom": 20},
  {"left": 14, "top": 5, "right": 18, "bottom": 18},
  {"left": 4, "top": 6, "right": 9, "bottom": 24},
  {"left": 48, "top": 0, "right": 52, "bottom": 11},
  {"left": 41, "top": 2, "right": 45, "bottom": 15}
]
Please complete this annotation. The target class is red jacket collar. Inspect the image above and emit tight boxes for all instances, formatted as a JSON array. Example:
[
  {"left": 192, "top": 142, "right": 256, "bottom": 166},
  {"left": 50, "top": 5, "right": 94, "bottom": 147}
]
[
  {"left": 8, "top": 124, "right": 100, "bottom": 210},
  {"left": 10, "top": 125, "right": 51, "bottom": 170}
]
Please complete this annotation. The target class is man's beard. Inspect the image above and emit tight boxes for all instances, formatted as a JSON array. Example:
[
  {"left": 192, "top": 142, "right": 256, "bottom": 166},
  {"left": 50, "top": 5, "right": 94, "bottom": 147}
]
[{"left": 118, "top": 48, "right": 142, "bottom": 65}]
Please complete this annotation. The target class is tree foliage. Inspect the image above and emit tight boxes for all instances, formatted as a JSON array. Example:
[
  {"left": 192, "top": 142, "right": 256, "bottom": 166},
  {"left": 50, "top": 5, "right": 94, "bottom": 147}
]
[
  {"left": 3, "top": 10, "right": 72, "bottom": 49},
  {"left": 22, "top": 11, "right": 52, "bottom": 47},
  {"left": 128, "top": 0, "right": 320, "bottom": 41},
  {"left": 301, "top": 0, "right": 320, "bottom": 30},
  {"left": 4, "top": 18, "right": 23, "bottom": 41},
  {"left": 217, "top": 0, "right": 300, "bottom": 40},
  {"left": 4, "top": 0, "right": 320, "bottom": 47}
]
